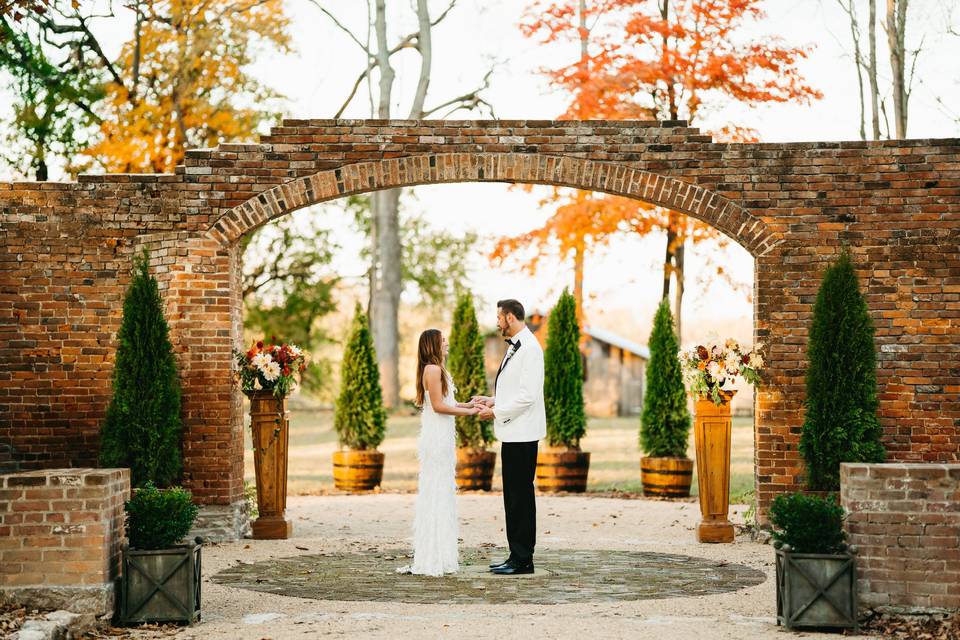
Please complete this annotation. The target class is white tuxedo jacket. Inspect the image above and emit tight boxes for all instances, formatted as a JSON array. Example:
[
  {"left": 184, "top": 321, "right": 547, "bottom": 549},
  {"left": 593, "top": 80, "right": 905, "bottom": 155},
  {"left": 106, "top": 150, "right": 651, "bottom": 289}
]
[{"left": 493, "top": 326, "right": 546, "bottom": 442}]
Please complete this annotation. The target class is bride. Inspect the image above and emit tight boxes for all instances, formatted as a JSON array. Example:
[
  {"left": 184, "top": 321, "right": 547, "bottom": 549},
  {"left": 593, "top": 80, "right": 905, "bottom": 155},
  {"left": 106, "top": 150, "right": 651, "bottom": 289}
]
[{"left": 396, "top": 329, "right": 480, "bottom": 576}]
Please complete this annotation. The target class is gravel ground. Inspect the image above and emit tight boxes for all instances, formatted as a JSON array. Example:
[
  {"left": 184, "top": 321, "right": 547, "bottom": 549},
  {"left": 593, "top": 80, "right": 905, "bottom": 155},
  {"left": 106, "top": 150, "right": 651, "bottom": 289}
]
[{"left": 123, "top": 494, "right": 877, "bottom": 640}]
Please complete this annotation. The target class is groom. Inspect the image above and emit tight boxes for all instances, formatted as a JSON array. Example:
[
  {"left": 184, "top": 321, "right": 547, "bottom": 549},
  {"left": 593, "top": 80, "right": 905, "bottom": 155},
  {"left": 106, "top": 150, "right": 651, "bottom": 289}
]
[{"left": 472, "top": 299, "right": 545, "bottom": 576}]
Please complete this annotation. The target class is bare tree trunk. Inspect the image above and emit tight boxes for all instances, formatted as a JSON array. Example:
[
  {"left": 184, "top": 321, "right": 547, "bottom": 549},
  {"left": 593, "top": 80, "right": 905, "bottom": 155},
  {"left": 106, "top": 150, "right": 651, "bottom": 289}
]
[
  {"left": 661, "top": 224, "right": 676, "bottom": 301},
  {"left": 885, "top": 0, "right": 909, "bottom": 138},
  {"left": 369, "top": 0, "right": 401, "bottom": 408},
  {"left": 673, "top": 235, "right": 684, "bottom": 344},
  {"left": 868, "top": 0, "right": 881, "bottom": 139},
  {"left": 837, "top": 0, "right": 868, "bottom": 140},
  {"left": 408, "top": 0, "right": 432, "bottom": 118},
  {"left": 573, "top": 240, "right": 585, "bottom": 326}
]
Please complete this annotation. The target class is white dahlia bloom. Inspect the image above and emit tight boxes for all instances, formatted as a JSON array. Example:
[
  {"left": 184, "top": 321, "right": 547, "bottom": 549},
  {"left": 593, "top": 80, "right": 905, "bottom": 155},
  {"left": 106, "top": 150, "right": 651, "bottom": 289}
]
[
  {"left": 251, "top": 352, "right": 272, "bottom": 369},
  {"left": 707, "top": 361, "right": 723, "bottom": 379},
  {"left": 262, "top": 361, "right": 281, "bottom": 381}
]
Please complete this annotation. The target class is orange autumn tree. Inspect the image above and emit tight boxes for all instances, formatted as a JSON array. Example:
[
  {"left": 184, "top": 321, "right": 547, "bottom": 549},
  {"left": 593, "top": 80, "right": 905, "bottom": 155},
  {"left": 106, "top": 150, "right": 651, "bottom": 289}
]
[
  {"left": 84, "top": 0, "right": 290, "bottom": 173},
  {"left": 498, "top": 0, "right": 820, "bottom": 339}
]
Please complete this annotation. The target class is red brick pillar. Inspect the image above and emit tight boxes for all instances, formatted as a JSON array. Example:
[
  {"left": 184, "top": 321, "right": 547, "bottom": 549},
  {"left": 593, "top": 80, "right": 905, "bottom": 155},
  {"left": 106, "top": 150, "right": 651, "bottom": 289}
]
[
  {"left": 0, "top": 468, "right": 129, "bottom": 615},
  {"left": 841, "top": 463, "right": 960, "bottom": 612},
  {"left": 147, "top": 235, "right": 248, "bottom": 540}
]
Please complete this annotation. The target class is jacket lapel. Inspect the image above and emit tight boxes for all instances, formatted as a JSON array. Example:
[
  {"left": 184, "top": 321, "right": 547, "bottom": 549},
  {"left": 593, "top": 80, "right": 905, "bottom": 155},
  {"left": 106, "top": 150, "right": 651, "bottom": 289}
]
[{"left": 495, "top": 341, "right": 521, "bottom": 390}]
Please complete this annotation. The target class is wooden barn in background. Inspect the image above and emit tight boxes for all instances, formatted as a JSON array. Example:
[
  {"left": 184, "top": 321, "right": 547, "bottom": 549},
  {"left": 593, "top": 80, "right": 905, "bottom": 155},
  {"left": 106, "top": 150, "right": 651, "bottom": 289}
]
[{"left": 483, "top": 312, "right": 649, "bottom": 418}]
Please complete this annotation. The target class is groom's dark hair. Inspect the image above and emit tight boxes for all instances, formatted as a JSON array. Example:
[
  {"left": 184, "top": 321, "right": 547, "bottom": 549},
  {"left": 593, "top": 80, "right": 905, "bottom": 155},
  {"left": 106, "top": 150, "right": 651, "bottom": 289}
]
[{"left": 497, "top": 299, "right": 525, "bottom": 322}]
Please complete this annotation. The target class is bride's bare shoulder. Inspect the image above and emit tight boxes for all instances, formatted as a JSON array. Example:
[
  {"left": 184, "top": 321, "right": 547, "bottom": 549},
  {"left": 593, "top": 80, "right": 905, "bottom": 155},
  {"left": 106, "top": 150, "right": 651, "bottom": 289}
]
[{"left": 423, "top": 364, "right": 442, "bottom": 377}]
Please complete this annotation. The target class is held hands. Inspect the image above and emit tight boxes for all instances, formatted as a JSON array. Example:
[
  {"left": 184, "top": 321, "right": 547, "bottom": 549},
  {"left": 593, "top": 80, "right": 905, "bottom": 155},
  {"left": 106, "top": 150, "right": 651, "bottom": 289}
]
[
  {"left": 470, "top": 395, "right": 494, "bottom": 407},
  {"left": 476, "top": 406, "right": 495, "bottom": 421},
  {"left": 466, "top": 396, "right": 495, "bottom": 420}
]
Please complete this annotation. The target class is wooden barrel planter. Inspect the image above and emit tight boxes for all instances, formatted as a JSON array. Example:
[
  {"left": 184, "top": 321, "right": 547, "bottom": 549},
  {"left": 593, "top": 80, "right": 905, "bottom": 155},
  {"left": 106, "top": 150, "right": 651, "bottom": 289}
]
[
  {"left": 332, "top": 449, "right": 384, "bottom": 492},
  {"left": 456, "top": 449, "right": 496, "bottom": 491},
  {"left": 640, "top": 456, "right": 694, "bottom": 498},
  {"left": 536, "top": 448, "right": 590, "bottom": 493}
]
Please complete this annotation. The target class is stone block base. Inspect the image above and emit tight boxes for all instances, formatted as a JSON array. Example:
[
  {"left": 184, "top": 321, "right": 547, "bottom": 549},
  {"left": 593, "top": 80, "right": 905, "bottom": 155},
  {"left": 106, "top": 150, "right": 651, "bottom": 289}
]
[{"left": 191, "top": 500, "right": 251, "bottom": 542}]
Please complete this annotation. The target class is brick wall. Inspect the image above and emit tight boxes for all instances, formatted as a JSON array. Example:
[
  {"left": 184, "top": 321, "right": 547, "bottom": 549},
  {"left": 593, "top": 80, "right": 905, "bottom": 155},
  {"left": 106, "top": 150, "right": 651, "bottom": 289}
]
[
  {"left": 0, "top": 468, "right": 129, "bottom": 615},
  {"left": 841, "top": 463, "right": 960, "bottom": 612},
  {"left": 1, "top": 120, "right": 958, "bottom": 529}
]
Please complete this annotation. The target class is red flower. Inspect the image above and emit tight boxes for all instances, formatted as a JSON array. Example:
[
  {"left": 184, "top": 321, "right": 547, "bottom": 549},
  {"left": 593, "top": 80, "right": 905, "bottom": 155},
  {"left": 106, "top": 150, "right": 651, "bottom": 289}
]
[
  {"left": 283, "top": 367, "right": 291, "bottom": 376},
  {"left": 256, "top": 340, "right": 264, "bottom": 349},
  {"left": 697, "top": 345, "right": 709, "bottom": 360},
  {"left": 246, "top": 349, "right": 255, "bottom": 360}
]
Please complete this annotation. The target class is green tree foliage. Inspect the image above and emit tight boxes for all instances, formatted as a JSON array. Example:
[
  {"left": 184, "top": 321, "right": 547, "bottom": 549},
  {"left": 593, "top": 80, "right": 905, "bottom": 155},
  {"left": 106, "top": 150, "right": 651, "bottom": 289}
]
[
  {"left": 334, "top": 304, "right": 387, "bottom": 450},
  {"left": 543, "top": 289, "right": 586, "bottom": 448},
  {"left": 0, "top": 7, "right": 104, "bottom": 179},
  {"left": 640, "top": 300, "right": 691, "bottom": 458},
  {"left": 348, "top": 193, "right": 479, "bottom": 308},
  {"left": 448, "top": 291, "right": 494, "bottom": 449},
  {"left": 770, "top": 492, "right": 846, "bottom": 554},
  {"left": 100, "top": 252, "right": 183, "bottom": 488},
  {"left": 800, "top": 249, "right": 885, "bottom": 490},
  {"left": 241, "top": 216, "right": 339, "bottom": 396},
  {"left": 125, "top": 483, "right": 198, "bottom": 550}
]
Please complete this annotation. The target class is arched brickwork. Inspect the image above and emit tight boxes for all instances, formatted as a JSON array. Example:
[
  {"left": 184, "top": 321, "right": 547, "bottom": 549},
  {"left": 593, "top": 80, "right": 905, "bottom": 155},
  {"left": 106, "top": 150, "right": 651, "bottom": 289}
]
[
  {"left": 1, "top": 119, "right": 957, "bottom": 540},
  {"left": 204, "top": 153, "right": 780, "bottom": 257}
]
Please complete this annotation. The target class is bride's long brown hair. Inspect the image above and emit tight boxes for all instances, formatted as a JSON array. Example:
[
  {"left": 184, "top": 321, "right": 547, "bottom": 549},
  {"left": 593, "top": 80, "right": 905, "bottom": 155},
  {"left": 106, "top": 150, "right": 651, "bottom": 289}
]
[{"left": 415, "top": 329, "right": 449, "bottom": 407}]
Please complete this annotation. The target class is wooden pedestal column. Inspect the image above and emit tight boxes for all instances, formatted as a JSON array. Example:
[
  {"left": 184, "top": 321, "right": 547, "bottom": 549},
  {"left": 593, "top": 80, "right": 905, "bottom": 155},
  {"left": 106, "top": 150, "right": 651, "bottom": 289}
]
[
  {"left": 694, "top": 390, "right": 736, "bottom": 543},
  {"left": 246, "top": 390, "right": 292, "bottom": 539}
]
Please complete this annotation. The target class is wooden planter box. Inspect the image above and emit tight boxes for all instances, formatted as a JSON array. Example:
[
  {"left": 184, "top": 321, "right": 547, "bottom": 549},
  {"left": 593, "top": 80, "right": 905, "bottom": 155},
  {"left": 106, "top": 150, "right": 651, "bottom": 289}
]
[
  {"left": 117, "top": 541, "right": 201, "bottom": 626},
  {"left": 776, "top": 546, "right": 858, "bottom": 632}
]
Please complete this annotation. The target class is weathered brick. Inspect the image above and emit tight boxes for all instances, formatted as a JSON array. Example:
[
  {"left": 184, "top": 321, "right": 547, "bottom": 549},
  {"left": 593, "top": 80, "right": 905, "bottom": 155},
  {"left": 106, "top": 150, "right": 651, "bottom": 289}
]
[
  {"left": 1, "top": 123, "right": 958, "bottom": 525},
  {"left": 843, "top": 463, "right": 960, "bottom": 613}
]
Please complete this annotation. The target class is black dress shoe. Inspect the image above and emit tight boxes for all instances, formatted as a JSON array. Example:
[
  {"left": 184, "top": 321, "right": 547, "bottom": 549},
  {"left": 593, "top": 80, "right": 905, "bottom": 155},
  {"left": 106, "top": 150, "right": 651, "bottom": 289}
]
[
  {"left": 489, "top": 558, "right": 513, "bottom": 569},
  {"left": 491, "top": 561, "right": 534, "bottom": 575}
]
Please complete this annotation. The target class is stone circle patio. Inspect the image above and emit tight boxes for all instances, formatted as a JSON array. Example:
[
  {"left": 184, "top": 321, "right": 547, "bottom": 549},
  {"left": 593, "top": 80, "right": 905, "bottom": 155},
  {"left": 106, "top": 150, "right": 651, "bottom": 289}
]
[
  {"left": 117, "top": 493, "right": 878, "bottom": 639},
  {"left": 212, "top": 547, "right": 766, "bottom": 605}
]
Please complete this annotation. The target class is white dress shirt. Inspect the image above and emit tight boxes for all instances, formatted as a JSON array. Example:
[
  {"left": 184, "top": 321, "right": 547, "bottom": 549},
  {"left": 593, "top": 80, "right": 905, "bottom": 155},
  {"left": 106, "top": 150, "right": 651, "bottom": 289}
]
[{"left": 493, "top": 326, "right": 547, "bottom": 442}]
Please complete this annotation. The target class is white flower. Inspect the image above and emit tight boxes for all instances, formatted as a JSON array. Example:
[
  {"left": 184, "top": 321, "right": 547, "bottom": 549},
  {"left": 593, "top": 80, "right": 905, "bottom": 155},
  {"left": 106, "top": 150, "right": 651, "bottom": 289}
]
[
  {"left": 725, "top": 338, "right": 739, "bottom": 351},
  {"left": 288, "top": 344, "right": 302, "bottom": 357},
  {"left": 262, "top": 361, "right": 281, "bottom": 382},
  {"left": 252, "top": 352, "right": 272, "bottom": 369},
  {"left": 707, "top": 361, "right": 723, "bottom": 379},
  {"left": 749, "top": 353, "right": 764, "bottom": 369},
  {"left": 724, "top": 352, "right": 740, "bottom": 371}
]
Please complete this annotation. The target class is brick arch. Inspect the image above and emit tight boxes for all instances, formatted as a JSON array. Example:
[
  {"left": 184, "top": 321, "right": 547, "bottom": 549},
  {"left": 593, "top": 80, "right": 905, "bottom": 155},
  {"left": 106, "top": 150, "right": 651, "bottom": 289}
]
[{"left": 205, "top": 153, "right": 780, "bottom": 257}]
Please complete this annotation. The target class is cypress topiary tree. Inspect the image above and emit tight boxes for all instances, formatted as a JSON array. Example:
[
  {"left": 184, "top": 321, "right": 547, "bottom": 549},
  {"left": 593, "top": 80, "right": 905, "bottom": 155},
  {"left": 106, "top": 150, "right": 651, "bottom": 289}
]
[
  {"left": 800, "top": 249, "right": 885, "bottom": 490},
  {"left": 544, "top": 289, "right": 586, "bottom": 449},
  {"left": 448, "top": 292, "right": 494, "bottom": 449},
  {"left": 640, "top": 299, "right": 691, "bottom": 458},
  {"left": 100, "top": 251, "right": 183, "bottom": 488},
  {"left": 334, "top": 304, "right": 387, "bottom": 450}
]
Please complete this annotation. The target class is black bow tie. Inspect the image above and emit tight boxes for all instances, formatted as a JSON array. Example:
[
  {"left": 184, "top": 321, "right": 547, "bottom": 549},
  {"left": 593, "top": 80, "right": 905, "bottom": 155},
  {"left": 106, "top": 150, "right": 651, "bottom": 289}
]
[{"left": 505, "top": 338, "right": 521, "bottom": 348}]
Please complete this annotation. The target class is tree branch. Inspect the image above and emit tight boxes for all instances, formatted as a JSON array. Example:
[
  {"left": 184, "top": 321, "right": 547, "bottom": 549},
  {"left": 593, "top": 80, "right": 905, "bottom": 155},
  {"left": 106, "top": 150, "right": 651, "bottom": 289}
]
[
  {"left": 335, "top": 63, "right": 375, "bottom": 118},
  {"left": 306, "top": 0, "right": 373, "bottom": 58},
  {"left": 421, "top": 67, "right": 495, "bottom": 118}
]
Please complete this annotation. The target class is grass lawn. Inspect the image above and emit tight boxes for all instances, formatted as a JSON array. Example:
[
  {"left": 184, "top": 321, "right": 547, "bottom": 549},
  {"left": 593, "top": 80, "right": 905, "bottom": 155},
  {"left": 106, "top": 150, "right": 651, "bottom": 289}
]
[{"left": 244, "top": 411, "right": 755, "bottom": 502}]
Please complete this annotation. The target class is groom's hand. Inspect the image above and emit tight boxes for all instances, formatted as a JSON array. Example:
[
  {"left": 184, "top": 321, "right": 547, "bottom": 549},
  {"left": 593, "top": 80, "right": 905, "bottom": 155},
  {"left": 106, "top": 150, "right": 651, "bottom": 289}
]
[
  {"left": 477, "top": 406, "right": 495, "bottom": 421},
  {"left": 470, "top": 395, "right": 493, "bottom": 407}
]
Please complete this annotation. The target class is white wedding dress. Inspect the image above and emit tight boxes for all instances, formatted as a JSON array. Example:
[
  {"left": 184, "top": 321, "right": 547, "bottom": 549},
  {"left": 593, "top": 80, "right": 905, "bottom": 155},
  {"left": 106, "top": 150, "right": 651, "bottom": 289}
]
[{"left": 396, "top": 375, "right": 459, "bottom": 576}]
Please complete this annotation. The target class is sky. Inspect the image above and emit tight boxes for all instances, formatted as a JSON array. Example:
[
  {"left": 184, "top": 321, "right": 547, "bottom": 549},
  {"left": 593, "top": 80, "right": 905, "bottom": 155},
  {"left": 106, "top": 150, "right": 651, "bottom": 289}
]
[{"left": 1, "top": 0, "right": 958, "bottom": 348}]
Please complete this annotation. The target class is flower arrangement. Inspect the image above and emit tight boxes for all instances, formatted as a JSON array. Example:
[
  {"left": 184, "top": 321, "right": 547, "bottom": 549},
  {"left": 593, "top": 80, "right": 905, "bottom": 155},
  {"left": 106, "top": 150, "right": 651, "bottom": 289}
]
[
  {"left": 679, "top": 338, "right": 764, "bottom": 405},
  {"left": 233, "top": 338, "right": 307, "bottom": 398}
]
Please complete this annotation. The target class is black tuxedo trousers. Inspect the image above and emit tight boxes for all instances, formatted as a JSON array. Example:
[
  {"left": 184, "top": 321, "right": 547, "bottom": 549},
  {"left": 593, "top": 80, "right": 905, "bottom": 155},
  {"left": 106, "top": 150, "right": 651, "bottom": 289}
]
[{"left": 501, "top": 440, "right": 539, "bottom": 563}]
